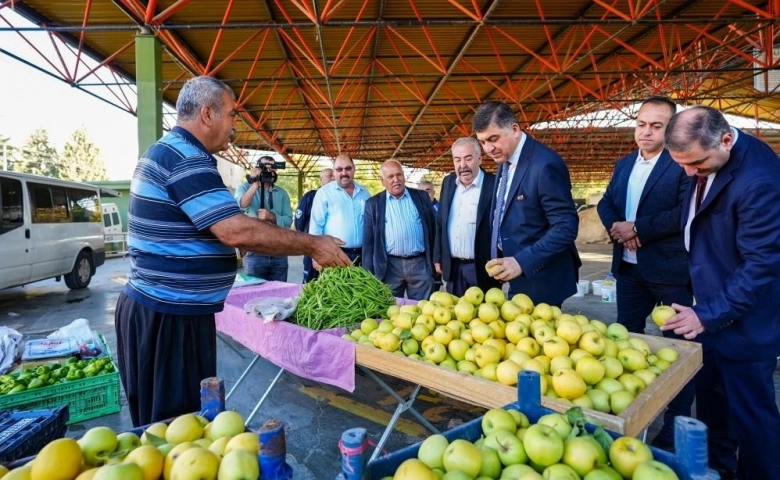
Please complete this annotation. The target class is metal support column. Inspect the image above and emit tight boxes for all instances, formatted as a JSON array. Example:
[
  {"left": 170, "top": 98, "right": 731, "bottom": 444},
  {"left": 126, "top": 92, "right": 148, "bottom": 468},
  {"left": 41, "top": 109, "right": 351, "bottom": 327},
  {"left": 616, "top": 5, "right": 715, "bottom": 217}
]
[{"left": 135, "top": 31, "right": 163, "bottom": 156}]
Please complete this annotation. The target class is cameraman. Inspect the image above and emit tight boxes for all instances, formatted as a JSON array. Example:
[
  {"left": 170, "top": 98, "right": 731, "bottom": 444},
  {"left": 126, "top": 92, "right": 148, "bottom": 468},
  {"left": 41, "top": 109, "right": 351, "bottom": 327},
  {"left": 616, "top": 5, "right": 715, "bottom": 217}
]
[{"left": 234, "top": 156, "right": 293, "bottom": 281}]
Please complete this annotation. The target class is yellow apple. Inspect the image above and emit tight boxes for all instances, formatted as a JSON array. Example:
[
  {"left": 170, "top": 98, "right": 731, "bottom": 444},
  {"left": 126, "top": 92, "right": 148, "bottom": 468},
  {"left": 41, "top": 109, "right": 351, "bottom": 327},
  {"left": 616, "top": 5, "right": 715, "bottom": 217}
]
[
  {"left": 474, "top": 345, "right": 502, "bottom": 368},
  {"left": 496, "top": 360, "right": 523, "bottom": 386},
  {"left": 552, "top": 368, "right": 587, "bottom": 399},
  {"left": 515, "top": 337, "right": 541, "bottom": 357},
  {"left": 504, "top": 321, "right": 530, "bottom": 344},
  {"left": 542, "top": 336, "right": 570, "bottom": 358},
  {"left": 575, "top": 355, "right": 606, "bottom": 385},
  {"left": 478, "top": 303, "right": 500, "bottom": 323}
]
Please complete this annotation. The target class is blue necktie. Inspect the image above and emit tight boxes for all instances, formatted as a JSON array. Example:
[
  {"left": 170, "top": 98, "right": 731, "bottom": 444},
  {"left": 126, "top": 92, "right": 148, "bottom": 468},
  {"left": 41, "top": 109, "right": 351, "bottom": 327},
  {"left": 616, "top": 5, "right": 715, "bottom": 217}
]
[{"left": 490, "top": 163, "right": 510, "bottom": 258}]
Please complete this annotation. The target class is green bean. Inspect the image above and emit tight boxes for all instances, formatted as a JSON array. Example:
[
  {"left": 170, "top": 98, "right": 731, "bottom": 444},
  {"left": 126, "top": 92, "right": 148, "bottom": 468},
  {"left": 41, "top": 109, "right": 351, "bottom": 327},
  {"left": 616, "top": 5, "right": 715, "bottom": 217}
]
[{"left": 293, "top": 266, "right": 395, "bottom": 330}]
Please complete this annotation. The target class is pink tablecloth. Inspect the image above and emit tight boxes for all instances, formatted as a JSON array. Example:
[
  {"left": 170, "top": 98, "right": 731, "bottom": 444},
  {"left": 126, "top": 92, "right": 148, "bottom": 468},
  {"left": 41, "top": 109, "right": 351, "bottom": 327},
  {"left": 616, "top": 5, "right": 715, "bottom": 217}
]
[{"left": 215, "top": 281, "right": 358, "bottom": 392}]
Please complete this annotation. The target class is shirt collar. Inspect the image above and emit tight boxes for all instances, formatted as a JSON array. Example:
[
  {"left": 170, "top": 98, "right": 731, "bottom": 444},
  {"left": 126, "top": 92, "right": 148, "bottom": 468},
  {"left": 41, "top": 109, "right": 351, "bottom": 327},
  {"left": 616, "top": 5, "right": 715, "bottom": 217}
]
[
  {"left": 635, "top": 149, "right": 662, "bottom": 166},
  {"left": 385, "top": 188, "right": 409, "bottom": 201},
  {"left": 508, "top": 132, "right": 527, "bottom": 167},
  {"left": 171, "top": 126, "right": 214, "bottom": 164}
]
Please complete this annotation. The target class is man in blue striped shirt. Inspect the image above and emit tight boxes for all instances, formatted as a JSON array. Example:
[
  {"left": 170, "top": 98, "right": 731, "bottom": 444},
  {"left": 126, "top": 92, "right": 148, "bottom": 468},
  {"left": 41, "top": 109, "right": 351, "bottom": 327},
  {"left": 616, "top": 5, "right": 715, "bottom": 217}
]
[
  {"left": 115, "top": 76, "right": 350, "bottom": 426},
  {"left": 363, "top": 160, "right": 437, "bottom": 300}
]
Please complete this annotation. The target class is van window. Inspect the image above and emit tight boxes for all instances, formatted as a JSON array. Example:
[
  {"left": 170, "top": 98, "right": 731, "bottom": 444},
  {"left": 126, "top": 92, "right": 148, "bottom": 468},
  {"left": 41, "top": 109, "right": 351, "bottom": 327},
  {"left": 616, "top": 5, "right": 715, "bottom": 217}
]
[
  {"left": 69, "top": 188, "right": 100, "bottom": 222},
  {"left": 0, "top": 177, "right": 24, "bottom": 234},
  {"left": 30, "top": 183, "right": 69, "bottom": 223}
]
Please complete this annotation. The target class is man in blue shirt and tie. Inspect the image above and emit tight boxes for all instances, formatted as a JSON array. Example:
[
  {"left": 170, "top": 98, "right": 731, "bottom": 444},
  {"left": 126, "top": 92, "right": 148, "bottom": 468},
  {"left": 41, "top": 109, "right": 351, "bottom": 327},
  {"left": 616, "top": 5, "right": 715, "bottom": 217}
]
[
  {"left": 363, "top": 160, "right": 437, "bottom": 300},
  {"left": 309, "top": 155, "right": 370, "bottom": 267}
]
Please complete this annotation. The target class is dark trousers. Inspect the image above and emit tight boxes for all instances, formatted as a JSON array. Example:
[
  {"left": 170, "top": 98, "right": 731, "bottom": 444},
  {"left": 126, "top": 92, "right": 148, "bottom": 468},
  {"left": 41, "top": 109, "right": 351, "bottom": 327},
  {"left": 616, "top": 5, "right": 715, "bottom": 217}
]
[
  {"left": 615, "top": 261, "right": 695, "bottom": 449},
  {"left": 385, "top": 255, "right": 434, "bottom": 300},
  {"left": 445, "top": 259, "right": 477, "bottom": 297},
  {"left": 114, "top": 292, "right": 217, "bottom": 426},
  {"left": 243, "top": 253, "right": 288, "bottom": 282},
  {"left": 342, "top": 247, "right": 362, "bottom": 267},
  {"left": 696, "top": 345, "right": 780, "bottom": 479},
  {"left": 302, "top": 256, "right": 319, "bottom": 283}
]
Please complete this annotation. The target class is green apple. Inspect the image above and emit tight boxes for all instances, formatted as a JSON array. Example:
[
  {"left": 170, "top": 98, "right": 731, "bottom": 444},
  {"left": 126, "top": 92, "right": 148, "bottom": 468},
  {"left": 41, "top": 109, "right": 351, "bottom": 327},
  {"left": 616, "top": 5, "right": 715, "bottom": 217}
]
[
  {"left": 78, "top": 426, "right": 118, "bottom": 466},
  {"left": 500, "top": 463, "right": 539, "bottom": 478},
  {"left": 423, "top": 341, "right": 448, "bottom": 363},
  {"left": 500, "top": 301, "right": 523, "bottom": 322},
  {"left": 578, "top": 331, "right": 606, "bottom": 356},
  {"left": 651, "top": 305, "right": 676, "bottom": 327},
  {"left": 410, "top": 324, "right": 430, "bottom": 342},
  {"left": 457, "top": 360, "right": 478, "bottom": 374},
  {"left": 482, "top": 410, "right": 517, "bottom": 436},
  {"left": 510, "top": 293, "right": 534, "bottom": 314},
  {"left": 582, "top": 465, "right": 623, "bottom": 479},
  {"left": 575, "top": 355, "right": 606, "bottom": 385},
  {"left": 483, "top": 429, "right": 527, "bottom": 466},
  {"left": 440, "top": 358, "right": 458, "bottom": 370},
  {"left": 543, "top": 463, "right": 580, "bottom": 479},
  {"left": 633, "top": 368, "right": 658, "bottom": 386},
  {"left": 605, "top": 323, "right": 630, "bottom": 341},
  {"left": 618, "top": 372, "right": 647, "bottom": 396},
  {"left": 522, "top": 424, "right": 564, "bottom": 467},
  {"left": 416, "top": 314, "right": 436, "bottom": 332},
  {"left": 632, "top": 460, "right": 679, "bottom": 480},
  {"left": 542, "top": 336, "right": 570, "bottom": 358},
  {"left": 433, "top": 325, "right": 455, "bottom": 345},
  {"left": 207, "top": 410, "right": 246, "bottom": 441},
  {"left": 609, "top": 389, "right": 635, "bottom": 414},
  {"left": 453, "top": 302, "right": 476, "bottom": 323},
  {"left": 478, "top": 303, "right": 501, "bottom": 323},
  {"left": 218, "top": 449, "right": 260, "bottom": 480},
  {"left": 478, "top": 446, "right": 502, "bottom": 478},
  {"left": 474, "top": 345, "right": 502, "bottom": 368},
  {"left": 463, "top": 286, "right": 485, "bottom": 306},
  {"left": 169, "top": 447, "right": 219, "bottom": 480},
  {"left": 608, "top": 436, "right": 653, "bottom": 479},
  {"left": 360, "top": 318, "right": 379, "bottom": 334},
  {"left": 595, "top": 377, "right": 625, "bottom": 395},
  {"left": 586, "top": 388, "right": 612, "bottom": 413},
  {"left": 532, "top": 303, "right": 554, "bottom": 321},
  {"left": 618, "top": 347, "right": 648, "bottom": 372},
  {"left": 599, "top": 356, "right": 624, "bottom": 379},
  {"left": 443, "top": 439, "right": 483, "bottom": 478},
  {"left": 402, "top": 338, "right": 420, "bottom": 355},
  {"left": 537, "top": 412, "right": 572, "bottom": 440},
  {"left": 562, "top": 435, "right": 608, "bottom": 477},
  {"left": 484, "top": 287, "right": 506, "bottom": 306},
  {"left": 93, "top": 462, "right": 143, "bottom": 480},
  {"left": 395, "top": 458, "right": 438, "bottom": 480},
  {"left": 506, "top": 408, "right": 530, "bottom": 428},
  {"left": 655, "top": 347, "right": 679, "bottom": 364},
  {"left": 115, "top": 431, "right": 141, "bottom": 454},
  {"left": 628, "top": 337, "right": 652, "bottom": 356},
  {"left": 395, "top": 313, "right": 414, "bottom": 330},
  {"left": 418, "top": 434, "right": 449, "bottom": 470},
  {"left": 515, "top": 337, "right": 541, "bottom": 357}
]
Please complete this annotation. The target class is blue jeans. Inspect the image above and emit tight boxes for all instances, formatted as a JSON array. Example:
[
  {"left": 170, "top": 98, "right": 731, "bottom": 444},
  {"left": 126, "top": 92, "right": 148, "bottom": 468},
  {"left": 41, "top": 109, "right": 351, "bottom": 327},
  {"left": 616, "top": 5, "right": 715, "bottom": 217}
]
[{"left": 243, "top": 253, "right": 288, "bottom": 282}]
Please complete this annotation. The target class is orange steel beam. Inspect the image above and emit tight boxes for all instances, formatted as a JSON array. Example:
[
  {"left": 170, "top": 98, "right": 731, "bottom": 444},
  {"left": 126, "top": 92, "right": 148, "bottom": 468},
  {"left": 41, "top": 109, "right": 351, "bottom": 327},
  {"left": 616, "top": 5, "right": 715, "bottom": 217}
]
[
  {"left": 150, "top": 0, "right": 195, "bottom": 25},
  {"left": 204, "top": 0, "right": 235, "bottom": 73},
  {"left": 72, "top": 0, "right": 92, "bottom": 80}
]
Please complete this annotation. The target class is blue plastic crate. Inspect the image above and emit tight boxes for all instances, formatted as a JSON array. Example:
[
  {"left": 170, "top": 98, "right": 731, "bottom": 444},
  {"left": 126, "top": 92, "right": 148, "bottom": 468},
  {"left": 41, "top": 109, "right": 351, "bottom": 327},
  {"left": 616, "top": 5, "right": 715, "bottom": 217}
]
[
  {"left": 0, "top": 405, "right": 69, "bottom": 463},
  {"left": 360, "top": 372, "right": 719, "bottom": 480}
]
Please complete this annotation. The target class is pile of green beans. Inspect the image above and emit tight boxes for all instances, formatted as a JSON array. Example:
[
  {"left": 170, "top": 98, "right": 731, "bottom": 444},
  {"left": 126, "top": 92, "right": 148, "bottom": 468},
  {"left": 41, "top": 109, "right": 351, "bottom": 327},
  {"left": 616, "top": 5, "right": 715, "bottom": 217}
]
[{"left": 293, "top": 266, "right": 395, "bottom": 330}]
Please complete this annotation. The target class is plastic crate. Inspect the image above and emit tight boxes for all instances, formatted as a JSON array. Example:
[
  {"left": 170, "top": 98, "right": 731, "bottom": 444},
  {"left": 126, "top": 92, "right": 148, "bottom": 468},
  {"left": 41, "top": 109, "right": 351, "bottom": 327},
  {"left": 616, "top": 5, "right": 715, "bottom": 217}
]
[
  {"left": 358, "top": 372, "right": 719, "bottom": 480},
  {"left": 0, "top": 405, "right": 69, "bottom": 463},
  {"left": 0, "top": 336, "right": 120, "bottom": 424}
]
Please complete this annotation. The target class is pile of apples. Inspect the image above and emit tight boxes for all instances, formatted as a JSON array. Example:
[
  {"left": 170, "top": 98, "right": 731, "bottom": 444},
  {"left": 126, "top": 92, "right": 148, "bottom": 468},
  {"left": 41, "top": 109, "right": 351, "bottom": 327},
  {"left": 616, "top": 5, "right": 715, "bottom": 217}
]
[
  {"left": 388, "top": 406, "right": 679, "bottom": 480},
  {"left": 1, "top": 410, "right": 259, "bottom": 480},
  {"left": 344, "top": 287, "right": 680, "bottom": 416}
]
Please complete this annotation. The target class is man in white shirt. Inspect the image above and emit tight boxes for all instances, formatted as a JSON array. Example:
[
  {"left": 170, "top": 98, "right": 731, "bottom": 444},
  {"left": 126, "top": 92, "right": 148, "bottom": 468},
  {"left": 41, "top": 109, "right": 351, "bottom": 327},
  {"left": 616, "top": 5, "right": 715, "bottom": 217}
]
[
  {"left": 434, "top": 136, "right": 498, "bottom": 296},
  {"left": 309, "top": 155, "right": 370, "bottom": 266},
  {"left": 596, "top": 96, "right": 693, "bottom": 451}
]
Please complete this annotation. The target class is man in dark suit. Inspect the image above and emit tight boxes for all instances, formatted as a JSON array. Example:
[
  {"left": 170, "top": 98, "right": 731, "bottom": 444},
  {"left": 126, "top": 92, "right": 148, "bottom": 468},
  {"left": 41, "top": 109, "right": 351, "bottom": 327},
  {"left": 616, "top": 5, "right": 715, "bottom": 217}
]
[
  {"left": 662, "top": 106, "right": 780, "bottom": 480},
  {"left": 434, "top": 136, "right": 499, "bottom": 296},
  {"left": 294, "top": 168, "right": 333, "bottom": 282},
  {"left": 363, "top": 160, "right": 437, "bottom": 300},
  {"left": 474, "top": 101, "right": 581, "bottom": 306},
  {"left": 597, "top": 96, "right": 693, "bottom": 450}
]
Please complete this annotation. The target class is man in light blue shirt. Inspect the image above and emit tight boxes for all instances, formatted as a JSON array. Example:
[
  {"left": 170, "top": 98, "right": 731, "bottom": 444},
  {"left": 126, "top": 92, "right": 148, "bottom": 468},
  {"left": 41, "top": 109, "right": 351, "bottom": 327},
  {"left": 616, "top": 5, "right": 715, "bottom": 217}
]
[
  {"left": 235, "top": 156, "right": 294, "bottom": 281},
  {"left": 363, "top": 160, "right": 437, "bottom": 299},
  {"left": 309, "top": 154, "right": 370, "bottom": 266}
]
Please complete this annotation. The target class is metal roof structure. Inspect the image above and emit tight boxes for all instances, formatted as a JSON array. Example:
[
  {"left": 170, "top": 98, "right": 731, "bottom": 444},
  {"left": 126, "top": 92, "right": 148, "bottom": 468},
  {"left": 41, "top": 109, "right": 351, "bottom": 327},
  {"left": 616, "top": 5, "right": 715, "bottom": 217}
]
[{"left": 2, "top": 0, "right": 779, "bottom": 185}]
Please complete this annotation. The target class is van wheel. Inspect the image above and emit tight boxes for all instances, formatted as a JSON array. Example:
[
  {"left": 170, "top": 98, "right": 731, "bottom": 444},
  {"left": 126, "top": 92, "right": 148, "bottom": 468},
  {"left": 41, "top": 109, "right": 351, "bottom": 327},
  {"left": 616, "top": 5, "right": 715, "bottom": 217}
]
[{"left": 64, "top": 251, "right": 94, "bottom": 289}]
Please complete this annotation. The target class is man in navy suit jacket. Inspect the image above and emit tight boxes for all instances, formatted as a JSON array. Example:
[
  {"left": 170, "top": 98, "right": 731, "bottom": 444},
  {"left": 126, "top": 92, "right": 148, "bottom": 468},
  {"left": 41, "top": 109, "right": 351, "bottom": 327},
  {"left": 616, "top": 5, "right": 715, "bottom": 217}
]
[
  {"left": 474, "top": 101, "right": 581, "bottom": 306},
  {"left": 434, "top": 136, "right": 500, "bottom": 296},
  {"left": 597, "top": 96, "right": 693, "bottom": 450},
  {"left": 363, "top": 160, "right": 437, "bottom": 300},
  {"left": 662, "top": 106, "right": 780, "bottom": 479}
]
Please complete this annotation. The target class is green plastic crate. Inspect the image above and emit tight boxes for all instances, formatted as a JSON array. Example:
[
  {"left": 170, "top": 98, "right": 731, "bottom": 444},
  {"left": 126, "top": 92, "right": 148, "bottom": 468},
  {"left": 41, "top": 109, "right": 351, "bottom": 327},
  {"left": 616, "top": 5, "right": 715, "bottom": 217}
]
[{"left": 0, "top": 336, "right": 121, "bottom": 424}]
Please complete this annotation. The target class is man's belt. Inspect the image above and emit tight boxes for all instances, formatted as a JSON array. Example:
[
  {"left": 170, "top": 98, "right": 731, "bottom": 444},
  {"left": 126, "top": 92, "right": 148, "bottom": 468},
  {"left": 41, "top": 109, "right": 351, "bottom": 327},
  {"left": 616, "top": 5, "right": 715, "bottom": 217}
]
[{"left": 388, "top": 253, "right": 423, "bottom": 259}]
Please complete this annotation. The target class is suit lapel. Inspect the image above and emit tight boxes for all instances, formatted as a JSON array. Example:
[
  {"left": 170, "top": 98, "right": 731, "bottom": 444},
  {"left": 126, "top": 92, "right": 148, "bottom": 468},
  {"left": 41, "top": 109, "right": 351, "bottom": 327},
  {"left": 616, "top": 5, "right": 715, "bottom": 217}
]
[
  {"left": 638, "top": 152, "right": 671, "bottom": 207},
  {"left": 477, "top": 170, "right": 494, "bottom": 226}
]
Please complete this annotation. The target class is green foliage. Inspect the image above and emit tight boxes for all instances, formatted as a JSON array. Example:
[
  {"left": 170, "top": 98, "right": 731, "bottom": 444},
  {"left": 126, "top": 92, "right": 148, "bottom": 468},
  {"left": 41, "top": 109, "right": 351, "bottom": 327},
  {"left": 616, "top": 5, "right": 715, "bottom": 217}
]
[
  {"left": 14, "top": 128, "right": 60, "bottom": 176},
  {"left": 60, "top": 128, "right": 108, "bottom": 182}
]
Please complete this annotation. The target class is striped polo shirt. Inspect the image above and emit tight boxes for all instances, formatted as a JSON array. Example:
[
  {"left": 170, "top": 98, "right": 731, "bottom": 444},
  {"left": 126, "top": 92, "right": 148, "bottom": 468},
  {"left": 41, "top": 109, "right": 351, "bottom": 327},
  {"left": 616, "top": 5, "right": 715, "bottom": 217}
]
[{"left": 123, "top": 126, "right": 243, "bottom": 314}]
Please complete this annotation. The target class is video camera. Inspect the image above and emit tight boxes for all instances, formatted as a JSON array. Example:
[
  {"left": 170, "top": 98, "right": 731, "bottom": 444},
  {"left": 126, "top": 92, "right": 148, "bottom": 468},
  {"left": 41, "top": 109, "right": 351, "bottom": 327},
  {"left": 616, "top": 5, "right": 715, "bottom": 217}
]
[{"left": 246, "top": 158, "right": 286, "bottom": 185}]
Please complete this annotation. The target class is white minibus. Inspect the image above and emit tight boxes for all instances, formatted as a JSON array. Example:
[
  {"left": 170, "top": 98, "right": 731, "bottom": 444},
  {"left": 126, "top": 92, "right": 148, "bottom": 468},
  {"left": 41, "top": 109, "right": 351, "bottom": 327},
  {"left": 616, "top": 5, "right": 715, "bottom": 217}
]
[{"left": 0, "top": 171, "right": 106, "bottom": 290}]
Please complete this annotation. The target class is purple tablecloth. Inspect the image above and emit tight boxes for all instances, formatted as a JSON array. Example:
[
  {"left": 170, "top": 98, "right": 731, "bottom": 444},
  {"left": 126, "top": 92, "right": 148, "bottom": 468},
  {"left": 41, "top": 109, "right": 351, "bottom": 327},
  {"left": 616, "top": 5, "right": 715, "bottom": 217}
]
[{"left": 215, "top": 281, "right": 358, "bottom": 392}]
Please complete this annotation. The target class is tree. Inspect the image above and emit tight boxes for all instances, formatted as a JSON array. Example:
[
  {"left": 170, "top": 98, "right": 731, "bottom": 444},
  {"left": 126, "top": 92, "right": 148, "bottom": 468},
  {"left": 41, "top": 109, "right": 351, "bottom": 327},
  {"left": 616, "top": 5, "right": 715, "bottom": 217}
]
[
  {"left": 15, "top": 128, "right": 60, "bottom": 176},
  {"left": 60, "top": 128, "right": 108, "bottom": 181}
]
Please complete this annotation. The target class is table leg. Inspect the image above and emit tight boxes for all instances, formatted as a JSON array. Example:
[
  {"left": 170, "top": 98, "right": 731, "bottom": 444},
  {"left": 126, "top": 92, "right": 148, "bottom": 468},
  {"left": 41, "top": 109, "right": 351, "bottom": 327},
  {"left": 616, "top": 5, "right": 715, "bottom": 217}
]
[
  {"left": 226, "top": 354, "right": 261, "bottom": 401},
  {"left": 359, "top": 367, "right": 439, "bottom": 434},
  {"left": 359, "top": 367, "right": 440, "bottom": 462},
  {"left": 245, "top": 367, "right": 286, "bottom": 426}
]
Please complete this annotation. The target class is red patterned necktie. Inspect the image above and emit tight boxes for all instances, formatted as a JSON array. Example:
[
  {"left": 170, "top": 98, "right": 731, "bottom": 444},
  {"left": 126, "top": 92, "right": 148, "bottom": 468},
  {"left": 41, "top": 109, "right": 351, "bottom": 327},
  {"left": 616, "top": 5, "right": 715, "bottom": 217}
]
[{"left": 694, "top": 175, "right": 708, "bottom": 213}]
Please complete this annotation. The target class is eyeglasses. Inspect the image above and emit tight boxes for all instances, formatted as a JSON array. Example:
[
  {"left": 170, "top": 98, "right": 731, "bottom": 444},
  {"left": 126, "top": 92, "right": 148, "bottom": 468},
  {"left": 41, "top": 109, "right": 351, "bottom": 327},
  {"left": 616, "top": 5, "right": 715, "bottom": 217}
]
[{"left": 334, "top": 166, "right": 354, "bottom": 173}]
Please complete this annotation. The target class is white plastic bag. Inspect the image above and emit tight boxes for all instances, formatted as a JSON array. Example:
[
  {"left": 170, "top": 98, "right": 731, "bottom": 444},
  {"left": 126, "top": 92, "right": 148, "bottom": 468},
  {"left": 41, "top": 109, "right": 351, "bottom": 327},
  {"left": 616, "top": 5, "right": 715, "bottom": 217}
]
[
  {"left": 244, "top": 296, "right": 299, "bottom": 323},
  {"left": 47, "top": 318, "right": 102, "bottom": 357},
  {"left": 0, "top": 327, "right": 23, "bottom": 374}
]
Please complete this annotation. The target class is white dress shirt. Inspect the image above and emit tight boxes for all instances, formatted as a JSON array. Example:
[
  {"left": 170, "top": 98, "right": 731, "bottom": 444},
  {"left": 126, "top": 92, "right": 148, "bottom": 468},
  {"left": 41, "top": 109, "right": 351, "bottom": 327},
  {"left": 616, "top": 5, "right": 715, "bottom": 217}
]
[
  {"left": 308, "top": 181, "right": 369, "bottom": 248},
  {"left": 622, "top": 151, "right": 660, "bottom": 263},
  {"left": 448, "top": 169, "right": 484, "bottom": 259}
]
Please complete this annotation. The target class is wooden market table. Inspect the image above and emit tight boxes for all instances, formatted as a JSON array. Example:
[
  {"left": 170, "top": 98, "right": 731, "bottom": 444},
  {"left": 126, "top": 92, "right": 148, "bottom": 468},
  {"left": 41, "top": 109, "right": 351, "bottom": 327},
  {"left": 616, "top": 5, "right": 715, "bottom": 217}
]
[{"left": 216, "top": 281, "right": 702, "bottom": 458}]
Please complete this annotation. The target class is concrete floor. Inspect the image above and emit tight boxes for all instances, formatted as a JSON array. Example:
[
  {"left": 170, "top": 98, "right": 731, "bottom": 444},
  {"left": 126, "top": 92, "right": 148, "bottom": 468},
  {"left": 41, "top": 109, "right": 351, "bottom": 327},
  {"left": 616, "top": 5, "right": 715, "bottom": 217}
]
[{"left": 1, "top": 245, "right": 778, "bottom": 478}]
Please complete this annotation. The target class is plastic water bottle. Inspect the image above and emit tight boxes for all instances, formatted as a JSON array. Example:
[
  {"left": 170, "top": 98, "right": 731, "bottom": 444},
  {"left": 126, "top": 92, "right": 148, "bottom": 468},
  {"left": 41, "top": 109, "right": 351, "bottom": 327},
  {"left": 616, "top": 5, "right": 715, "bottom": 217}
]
[{"left": 601, "top": 273, "right": 617, "bottom": 303}]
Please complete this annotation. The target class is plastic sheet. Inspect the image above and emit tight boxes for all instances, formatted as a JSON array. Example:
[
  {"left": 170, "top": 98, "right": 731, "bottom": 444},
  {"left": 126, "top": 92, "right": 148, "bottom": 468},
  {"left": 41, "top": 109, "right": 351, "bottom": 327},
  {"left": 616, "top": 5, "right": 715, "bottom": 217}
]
[{"left": 243, "top": 296, "right": 299, "bottom": 323}]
